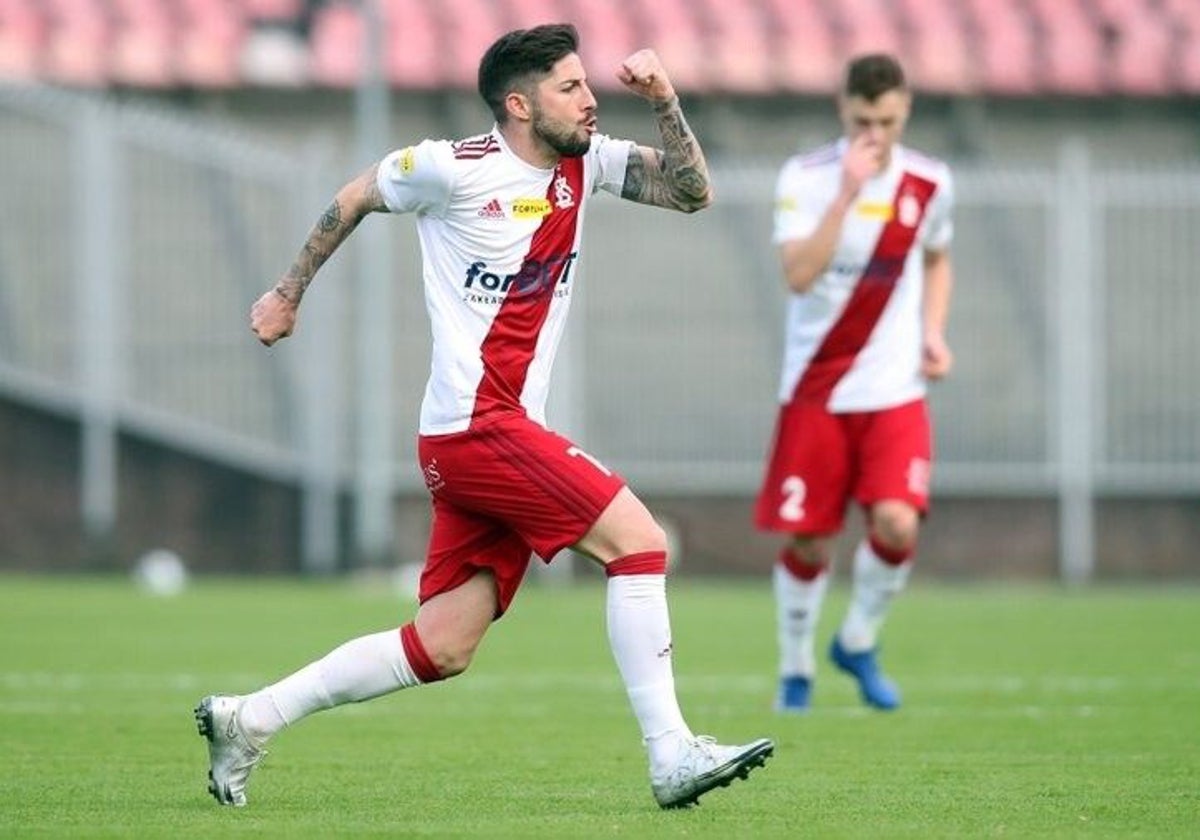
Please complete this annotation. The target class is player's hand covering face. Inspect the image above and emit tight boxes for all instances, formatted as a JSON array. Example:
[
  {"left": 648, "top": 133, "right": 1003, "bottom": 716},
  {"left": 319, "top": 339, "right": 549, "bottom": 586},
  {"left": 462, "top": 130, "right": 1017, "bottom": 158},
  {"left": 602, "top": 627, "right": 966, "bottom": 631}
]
[
  {"left": 838, "top": 89, "right": 911, "bottom": 169},
  {"left": 529, "top": 53, "right": 597, "bottom": 158}
]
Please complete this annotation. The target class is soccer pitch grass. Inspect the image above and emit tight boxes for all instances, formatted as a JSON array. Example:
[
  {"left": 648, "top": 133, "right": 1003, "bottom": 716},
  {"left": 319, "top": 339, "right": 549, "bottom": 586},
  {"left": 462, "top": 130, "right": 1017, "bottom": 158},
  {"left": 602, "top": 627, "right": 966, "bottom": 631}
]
[{"left": 1, "top": 575, "right": 1197, "bottom": 838}]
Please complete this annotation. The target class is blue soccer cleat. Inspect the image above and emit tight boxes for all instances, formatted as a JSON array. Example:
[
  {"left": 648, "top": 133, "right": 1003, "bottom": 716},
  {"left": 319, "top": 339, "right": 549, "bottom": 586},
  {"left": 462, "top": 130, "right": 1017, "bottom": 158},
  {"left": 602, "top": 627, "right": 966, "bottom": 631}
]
[
  {"left": 775, "top": 675, "right": 812, "bottom": 713},
  {"left": 829, "top": 637, "right": 901, "bottom": 710}
]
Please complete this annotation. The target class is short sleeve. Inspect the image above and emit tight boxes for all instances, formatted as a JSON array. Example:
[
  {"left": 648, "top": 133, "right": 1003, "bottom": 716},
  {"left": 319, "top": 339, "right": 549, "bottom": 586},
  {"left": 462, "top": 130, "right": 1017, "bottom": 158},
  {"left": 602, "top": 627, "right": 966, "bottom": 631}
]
[
  {"left": 772, "top": 159, "right": 823, "bottom": 244},
  {"left": 922, "top": 166, "right": 954, "bottom": 252},
  {"left": 589, "top": 134, "right": 635, "bottom": 196},
  {"left": 377, "top": 139, "right": 453, "bottom": 216}
]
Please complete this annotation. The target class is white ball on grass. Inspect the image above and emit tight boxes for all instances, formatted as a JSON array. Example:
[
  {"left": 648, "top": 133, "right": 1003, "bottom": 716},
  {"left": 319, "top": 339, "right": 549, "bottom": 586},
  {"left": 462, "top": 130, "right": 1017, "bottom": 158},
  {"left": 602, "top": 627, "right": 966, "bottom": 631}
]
[{"left": 133, "top": 548, "right": 189, "bottom": 597}]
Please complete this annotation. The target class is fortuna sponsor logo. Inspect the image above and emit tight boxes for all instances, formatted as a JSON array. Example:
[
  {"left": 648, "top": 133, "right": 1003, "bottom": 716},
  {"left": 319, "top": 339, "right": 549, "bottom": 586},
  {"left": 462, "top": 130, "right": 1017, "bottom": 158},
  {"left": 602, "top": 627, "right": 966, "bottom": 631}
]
[
  {"left": 512, "top": 197, "right": 552, "bottom": 219},
  {"left": 463, "top": 252, "right": 578, "bottom": 299},
  {"left": 477, "top": 198, "right": 505, "bottom": 219}
]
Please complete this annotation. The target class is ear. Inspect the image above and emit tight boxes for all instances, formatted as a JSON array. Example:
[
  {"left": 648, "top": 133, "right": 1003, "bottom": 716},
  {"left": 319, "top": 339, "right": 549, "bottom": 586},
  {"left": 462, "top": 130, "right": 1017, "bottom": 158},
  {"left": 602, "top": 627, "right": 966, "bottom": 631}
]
[{"left": 505, "top": 90, "right": 533, "bottom": 123}]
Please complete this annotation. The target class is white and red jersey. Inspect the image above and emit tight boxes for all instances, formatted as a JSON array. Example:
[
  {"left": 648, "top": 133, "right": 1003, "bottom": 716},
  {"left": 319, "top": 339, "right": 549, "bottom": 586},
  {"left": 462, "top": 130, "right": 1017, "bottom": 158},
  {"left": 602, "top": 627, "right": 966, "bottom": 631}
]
[
  {"left": 772, "top": 139, "right": 953, "bottom": 412},
  {"left": 377, "top": 128, "right": 633, "bottom": 435}
]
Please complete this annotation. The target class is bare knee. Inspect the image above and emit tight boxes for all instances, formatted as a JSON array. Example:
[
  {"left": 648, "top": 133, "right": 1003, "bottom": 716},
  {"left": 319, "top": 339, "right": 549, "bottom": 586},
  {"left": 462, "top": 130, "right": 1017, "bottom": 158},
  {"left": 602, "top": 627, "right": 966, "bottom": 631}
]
[
  {"left": 576, "top": 487, "right": 668, "bottom": 562},
  {"left": 789, "top": 535, "right": 834, "bottom": 568},
  {"left": 869, "top": 501, "right": 920, "bottom": 551},
  {"left": 414, "top": 571, "right": 497, "bottom": 679}
]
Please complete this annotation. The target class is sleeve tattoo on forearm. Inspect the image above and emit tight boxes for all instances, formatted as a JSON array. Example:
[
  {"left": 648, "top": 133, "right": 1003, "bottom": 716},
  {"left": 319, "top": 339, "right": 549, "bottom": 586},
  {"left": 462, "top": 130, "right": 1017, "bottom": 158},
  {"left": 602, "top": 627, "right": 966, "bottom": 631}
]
[{"left": 622, "top": 99, "right": 712, "bottom": 211}]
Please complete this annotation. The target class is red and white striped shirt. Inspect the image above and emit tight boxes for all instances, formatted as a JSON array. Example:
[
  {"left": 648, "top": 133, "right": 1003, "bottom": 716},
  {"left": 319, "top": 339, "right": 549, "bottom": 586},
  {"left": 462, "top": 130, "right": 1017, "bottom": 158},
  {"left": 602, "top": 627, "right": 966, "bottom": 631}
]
[
  {"left": 772, "top": 139, "right": 954, "bottom": 412},
  {"left": 377, "top": 128, "right": 633, "bottom": 434}
]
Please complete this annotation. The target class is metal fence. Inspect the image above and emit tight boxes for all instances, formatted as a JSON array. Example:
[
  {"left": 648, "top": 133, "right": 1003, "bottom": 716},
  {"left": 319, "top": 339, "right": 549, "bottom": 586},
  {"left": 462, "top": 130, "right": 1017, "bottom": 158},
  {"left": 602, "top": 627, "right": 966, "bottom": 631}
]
[{"left": 2, "top": 87, "right": 1198, "bottom": 579}]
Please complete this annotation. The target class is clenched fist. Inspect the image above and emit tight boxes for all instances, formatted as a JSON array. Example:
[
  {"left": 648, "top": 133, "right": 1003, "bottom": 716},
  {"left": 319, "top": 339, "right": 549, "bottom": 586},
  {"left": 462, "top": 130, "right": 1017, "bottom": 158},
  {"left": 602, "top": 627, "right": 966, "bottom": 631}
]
[
  {"left": 617, "top": 50, "right": 676, "bottom": 104},
  {"left": 250, "top": 287, "right": 298, "bottom": 346}
]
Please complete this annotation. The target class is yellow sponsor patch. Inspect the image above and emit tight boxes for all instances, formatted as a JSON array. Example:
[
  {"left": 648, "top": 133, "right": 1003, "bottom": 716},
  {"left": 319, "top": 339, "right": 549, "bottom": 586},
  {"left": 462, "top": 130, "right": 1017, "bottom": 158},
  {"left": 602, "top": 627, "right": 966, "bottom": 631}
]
[
  {"left": 856, "top": 201, "right": 893, "bottom": 220},
  {"left": 397, "top": 147, "right": 415, "bottom": 175},
  {"left": 776, "top": 197, "right": 798, "bottom": 212},
  {"left": 512, "top": 197, "right": 552, "bottom": 219}
]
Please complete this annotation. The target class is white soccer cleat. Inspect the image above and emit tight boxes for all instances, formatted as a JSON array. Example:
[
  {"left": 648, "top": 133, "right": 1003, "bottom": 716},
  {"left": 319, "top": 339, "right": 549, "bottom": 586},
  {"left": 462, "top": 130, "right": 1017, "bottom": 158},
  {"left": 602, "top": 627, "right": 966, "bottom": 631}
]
[
  {"left": 650, "top": 735, "right": 774, "bottom": 809},
  {"left": 194, "top": 695, "right": 266, "bottom": 807}
]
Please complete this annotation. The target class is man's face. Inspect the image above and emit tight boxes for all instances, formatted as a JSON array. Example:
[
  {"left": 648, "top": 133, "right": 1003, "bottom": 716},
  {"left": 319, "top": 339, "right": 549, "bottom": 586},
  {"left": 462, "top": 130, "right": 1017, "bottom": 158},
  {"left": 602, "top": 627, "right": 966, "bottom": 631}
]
[
  {"left": 838, "top": 88, "right": 911, "bottom": 165},
  {"left": 528, "top": 53, "right": 598, "bottom": 158}
]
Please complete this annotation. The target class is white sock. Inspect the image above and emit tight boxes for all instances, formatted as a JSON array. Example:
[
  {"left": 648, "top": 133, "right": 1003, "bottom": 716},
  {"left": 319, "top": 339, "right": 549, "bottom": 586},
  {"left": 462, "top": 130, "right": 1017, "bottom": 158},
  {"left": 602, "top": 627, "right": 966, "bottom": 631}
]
[
  {"left": 606, "top": 573, "right": 691, "bottom": 764},
  {"left": 774, "top": 562, "right": 830, "bottom": 678},
  {"left": 839, "top": 540, "right": 912, "bottom": 652},
  {"left": 238, "top": 628, "right": 422, "bottom": 742}
]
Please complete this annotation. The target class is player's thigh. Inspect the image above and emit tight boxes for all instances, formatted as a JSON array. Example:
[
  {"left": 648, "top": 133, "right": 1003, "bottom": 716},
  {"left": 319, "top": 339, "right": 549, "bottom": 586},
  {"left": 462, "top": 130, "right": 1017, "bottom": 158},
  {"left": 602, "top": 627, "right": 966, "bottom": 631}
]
[
  {"left": 419, "top": 416, "right": 626, "bottom": 563},
  {"left": 852, "top": 398, "right": 932, "bottom": 514},
  {"left": 754, "top": 401, "right": 852, "bottom": 534},
  {"left": 422, "top": 495, "right": 531, "bottom": 619},
  {"left": 572, "top": 486, "right": 666, "bottom": 564}
]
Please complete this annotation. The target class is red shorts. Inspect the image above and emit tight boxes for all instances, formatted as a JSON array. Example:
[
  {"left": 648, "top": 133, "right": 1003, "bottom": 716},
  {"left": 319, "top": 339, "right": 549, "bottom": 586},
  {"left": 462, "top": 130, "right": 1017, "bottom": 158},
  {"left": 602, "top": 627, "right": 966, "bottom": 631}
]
[
  {"left": 417, "top": 413, "right": 626, "bottom": 616},
  {"left": 754, "top": 398, "right": 932, "bottom": 535}
]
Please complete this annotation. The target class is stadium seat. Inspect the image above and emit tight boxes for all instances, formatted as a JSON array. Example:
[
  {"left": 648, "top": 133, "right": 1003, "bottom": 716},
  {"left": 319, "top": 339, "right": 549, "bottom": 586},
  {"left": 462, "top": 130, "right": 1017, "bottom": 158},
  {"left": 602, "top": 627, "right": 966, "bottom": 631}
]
[
  {"left": 898, "top": 0, "right": 977, "bottom": 95},
  {"left": 175, "top": 0, "right": 246, "bottom": 88},
  {"left": 437, "top": 0, "right": 509, "bottom": 89},
  {"left": 634, "top": 0, "right": 709, "bottom": 93},
  {"left": 42, "top": 0, "right": 110, "bottom": 87},
  {"left": 1162, "top": 0, "right": 1200, "bottom": 93},
  {"left": 0, "top": 0, "right": 45, "bottom": 81},
  {"left": 963, "top": 0, "right": 1038, "bottom": 94},
  {"left": 567, "top": 0, "right": 642, "bottom": 92},
  {"left": 693, "top": 0, "right": 775, "bottom": 94},
  {"left": 1027, "top": 0, "right": 1105, "bottom": 95},
  {"left": 308, "top": 1, "right": 361, "bottom": 87},
  {"left": 1092, "top": 0, "right": 1173, "bottom": 95},
  {"left": 109, "top": 0, "right": 175, "bottom": 87},
  {"left": 762, "top": 0, "right": 841, "bottom": 94},
  {"left": 833, "top": 0, "right": 905, "bottom": 58},
  {"left": 384, "top": 0, "right": 444, "bottom": 90}
]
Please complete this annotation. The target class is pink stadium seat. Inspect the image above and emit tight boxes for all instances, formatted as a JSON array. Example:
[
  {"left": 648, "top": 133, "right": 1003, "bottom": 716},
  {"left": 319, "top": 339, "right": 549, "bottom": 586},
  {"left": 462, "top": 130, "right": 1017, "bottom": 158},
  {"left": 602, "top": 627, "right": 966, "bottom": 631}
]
[
  {"left": 634, "top": 0, "right": 709, "bottom": 93},
  {"left": 1162, "top": 0, "right": 1200, "bottom": 93},
  {"left": 693, "top": 0, "right": 774, "bottom": 94},
  {"left": 1027, "top": 0, "right": 1104, "bottom": 95},
  {"left": 308, "top": 0, "right": 361, "bottom": 87},
  {"left": 438, "top": 0, "right": 508, "bottom": 89},
  {"left": 243, "top": 0, "right": 303, "bottom": 24},
  {"left": 175, "top": 0, "right": 246, "bottom": 87},
  {"left": 567, "top": 0, "right": 641, "bottom": 93},
  {"left": 504, "top": 0, "right": 569, "bottom": 31},
  {"left": 833, "top": 0, "right": 905, "bottom": 59},
  {"left": 109, "top": 0, "right": 175, "bottom": 87},
  {"left": 762, "top": 0, "right": 840, "bottom": 94},
  {"left": 0, "top": 0, "right": 46, "bottom": 81},
  {"left": 963, "top": 0, "right": 1038, "bottom": 94},
  {"left": 1092, "top": 0, "right": 1173, "bottom": 95},
  {"left": 897, "top": 0, "right": 976, "bottom": 95},
  {"left": 42, "top": 0, "right": 110, "bottom": 86},
  {"left": 384, "top": 0, "right": 443, "bottom": 89}
]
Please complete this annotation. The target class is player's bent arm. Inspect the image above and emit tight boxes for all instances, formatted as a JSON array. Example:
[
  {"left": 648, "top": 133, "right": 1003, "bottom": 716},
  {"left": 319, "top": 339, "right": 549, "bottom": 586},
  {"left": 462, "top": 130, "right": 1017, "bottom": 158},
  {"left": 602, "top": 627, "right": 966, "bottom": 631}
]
[
  {"left": 620, "top": 97, "right": 713, "bottom": 213},
  {"left": 273, "top": 163, "right": 389, "bottom": 304},
  {"left": 778, "top": 190, "right": 855, "bottom": 293}
]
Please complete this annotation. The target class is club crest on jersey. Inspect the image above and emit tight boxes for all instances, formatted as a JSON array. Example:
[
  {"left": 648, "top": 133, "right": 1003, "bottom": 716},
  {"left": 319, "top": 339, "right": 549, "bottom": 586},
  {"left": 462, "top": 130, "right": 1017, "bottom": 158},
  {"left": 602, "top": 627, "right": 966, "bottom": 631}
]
[
  {"left": 395, "top": 146, "right": 415, "bottom": 175},
  {"left": 512, "top": 197, "right": 553, "bottom": 219},
  {"left": 897, "top": 192, "right": 921, "bottom": 227},
  {"left": 553, "top": 172, "right": 575, "bottom": 209}
]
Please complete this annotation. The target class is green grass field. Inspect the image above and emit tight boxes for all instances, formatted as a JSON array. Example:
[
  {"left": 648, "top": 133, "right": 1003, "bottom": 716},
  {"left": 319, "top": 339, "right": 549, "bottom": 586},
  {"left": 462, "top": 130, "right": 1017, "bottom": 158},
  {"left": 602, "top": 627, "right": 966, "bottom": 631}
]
[{"left": 1, "top": 574, "right": 1197, "bottom": 838}]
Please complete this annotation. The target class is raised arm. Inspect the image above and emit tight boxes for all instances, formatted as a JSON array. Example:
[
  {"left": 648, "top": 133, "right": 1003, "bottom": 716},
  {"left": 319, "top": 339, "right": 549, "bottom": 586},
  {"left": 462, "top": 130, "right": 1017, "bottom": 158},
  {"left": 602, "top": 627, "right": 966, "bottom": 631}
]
[
  {"left": 250, "top": 163, "right": 388, "bottom": 346},
  {"left": 615, "top": 50, "right": 712, "bottom": 213}
]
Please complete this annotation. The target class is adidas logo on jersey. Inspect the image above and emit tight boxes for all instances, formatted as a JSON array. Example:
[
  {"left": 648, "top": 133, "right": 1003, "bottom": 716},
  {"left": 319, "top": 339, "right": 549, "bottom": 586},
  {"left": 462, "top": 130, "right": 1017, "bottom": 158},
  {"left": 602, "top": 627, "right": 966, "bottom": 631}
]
[{"left": 477, "top": 198, "right": 506, "bottom": 219}]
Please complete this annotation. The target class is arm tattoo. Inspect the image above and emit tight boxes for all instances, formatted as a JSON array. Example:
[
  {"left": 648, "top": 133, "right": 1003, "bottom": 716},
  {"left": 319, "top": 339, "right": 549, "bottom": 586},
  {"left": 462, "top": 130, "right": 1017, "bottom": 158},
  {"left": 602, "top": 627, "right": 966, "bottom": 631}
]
[
  {"left": 621, "top": 97, "right": 713, "bottom": 212},
  {"left": 274, "top": 167, "right": 385, "bottom": 303}
]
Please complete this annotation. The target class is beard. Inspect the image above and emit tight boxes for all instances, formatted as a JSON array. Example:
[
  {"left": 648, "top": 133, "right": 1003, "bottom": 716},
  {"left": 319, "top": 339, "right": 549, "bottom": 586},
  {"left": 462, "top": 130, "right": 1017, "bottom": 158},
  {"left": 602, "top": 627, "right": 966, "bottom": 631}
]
[{"left": 531, "top": 109, "right": 591, "bottom": 158}]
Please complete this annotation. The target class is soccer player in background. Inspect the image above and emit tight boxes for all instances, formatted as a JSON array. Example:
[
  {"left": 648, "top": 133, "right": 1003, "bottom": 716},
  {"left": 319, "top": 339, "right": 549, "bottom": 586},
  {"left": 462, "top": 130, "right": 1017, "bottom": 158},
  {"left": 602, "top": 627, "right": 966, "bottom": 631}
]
[
  {"left": 195, "top": 24, "right": 773, "bottom": 809},
  {"left": 755, "top": 54, "right": 955, "bottom": 712}
]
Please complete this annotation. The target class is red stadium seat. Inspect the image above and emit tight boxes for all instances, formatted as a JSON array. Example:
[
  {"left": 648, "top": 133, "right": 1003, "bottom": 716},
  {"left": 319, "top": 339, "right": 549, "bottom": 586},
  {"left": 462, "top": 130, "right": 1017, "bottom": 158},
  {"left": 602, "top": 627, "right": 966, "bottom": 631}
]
[
  {"left": 761, "top": 0, "right": 840, "bottom": 94},
  {"left": 1092, "top": 0, "right": 1173, "bottom": 95},
  {"left": 42, "top": 0, "right": 110, "bottom": 87},
  {"left": 0, "top": 0, "right": 46, "bottom": 81},
  {"left": 898, "top": 0, "right": 977, "bottom": 95},
  {"left": 693, "top": 0, "right": 775, "bottom": 94},
  {"left": 1027, "top": 0, "right": 1105, "bottom": 95},
  {"left": 109, "top": 0, "right": 175, "bottom": 87},
  {"left": 633, "top": 0, "right": 709, "bottom": 93},
  {"left": 963, "top": 0, "right": 1038, "bottom": 94},
  {"left": 175, "top": 0, "right": 246, "bottom": 88}
]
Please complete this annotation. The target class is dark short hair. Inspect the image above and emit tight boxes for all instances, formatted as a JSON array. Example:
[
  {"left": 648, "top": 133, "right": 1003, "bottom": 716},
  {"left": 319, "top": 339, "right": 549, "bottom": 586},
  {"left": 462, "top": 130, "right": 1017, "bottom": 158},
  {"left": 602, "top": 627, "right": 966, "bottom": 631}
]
[
  {"left": 844, "top": 53, "right": 907, "bottom": 101},
  {"left": 478, "top": 24, "right": 580, "bottom": 123}
]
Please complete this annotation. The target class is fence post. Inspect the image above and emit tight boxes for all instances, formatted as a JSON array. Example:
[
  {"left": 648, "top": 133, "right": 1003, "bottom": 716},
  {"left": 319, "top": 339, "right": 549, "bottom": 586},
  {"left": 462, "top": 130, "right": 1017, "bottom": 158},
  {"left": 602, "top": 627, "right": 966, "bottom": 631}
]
[
  {"left": 1053, "top": 139, "right": 1097, "bottom": 583},
  {"left": 75, "top": 102, "right": 123, "bottom": 565}
]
